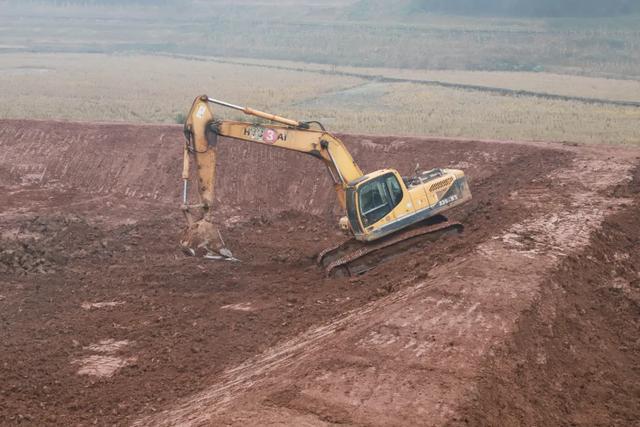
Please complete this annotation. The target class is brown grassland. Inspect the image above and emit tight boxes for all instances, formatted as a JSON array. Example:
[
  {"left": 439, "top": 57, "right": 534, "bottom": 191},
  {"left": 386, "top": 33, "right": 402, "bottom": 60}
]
[{"left": 1, "top": 53, "right": 638, "bottom": 145}]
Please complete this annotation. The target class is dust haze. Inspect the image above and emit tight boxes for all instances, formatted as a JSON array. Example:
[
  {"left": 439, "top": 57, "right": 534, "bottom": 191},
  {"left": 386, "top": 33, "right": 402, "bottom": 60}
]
[{"left": 2, "top": 1, "right": 639, "bottom": 73}]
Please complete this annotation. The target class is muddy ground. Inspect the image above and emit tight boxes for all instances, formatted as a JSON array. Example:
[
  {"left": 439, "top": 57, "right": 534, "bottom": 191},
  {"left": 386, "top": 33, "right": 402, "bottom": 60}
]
[{"left": 0, "top": 119, "right": 638, "bottom": 426}]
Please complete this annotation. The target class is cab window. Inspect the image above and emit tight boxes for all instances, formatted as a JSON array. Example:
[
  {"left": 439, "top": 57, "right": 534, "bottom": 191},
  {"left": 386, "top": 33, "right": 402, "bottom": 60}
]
[
  {"left": 358, "top": 174, "right": 403, "bottom": 227},
  {"left": 386, "top": 175, "right": 403, "bottom": 205}
]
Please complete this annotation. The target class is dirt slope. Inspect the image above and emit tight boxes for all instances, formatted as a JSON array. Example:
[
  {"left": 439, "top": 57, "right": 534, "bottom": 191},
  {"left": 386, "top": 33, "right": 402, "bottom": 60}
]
[
  {"left": 454, "top": 167, "right": 640, "bottom": 427},
  {"left": 0, "top": 119, "right": 638, "bottom": 426}
]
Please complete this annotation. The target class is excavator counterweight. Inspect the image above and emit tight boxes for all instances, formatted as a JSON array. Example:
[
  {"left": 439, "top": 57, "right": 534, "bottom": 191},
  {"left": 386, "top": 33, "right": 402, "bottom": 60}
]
[{"left": 180, "top": 94, "right": 472, "bottom": 275}]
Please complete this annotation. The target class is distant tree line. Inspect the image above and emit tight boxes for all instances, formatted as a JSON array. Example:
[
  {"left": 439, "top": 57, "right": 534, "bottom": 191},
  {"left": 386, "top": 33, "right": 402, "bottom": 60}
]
[{"left": 410, "top": 0, "right": 640, "bottom": 17}]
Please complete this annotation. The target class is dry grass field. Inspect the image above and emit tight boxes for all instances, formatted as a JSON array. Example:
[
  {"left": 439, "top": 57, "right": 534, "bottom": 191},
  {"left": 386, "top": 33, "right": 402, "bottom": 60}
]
[
  {"left": 167, "top": 56, "right": 640, "bottom": 102},
  {"left": 292, "top": 82, "right": 640, "bottom": 144},
  {"left": 1, "top": 1, "right": 638, "bottom": 147},
  {"left": 1, "top": 53, "right": 638, "bottom": 145},
  {"left": 0, "top": 53, "right": 360, "bottom": 123},
  {"left": 341, "top": 67, "right": 640, "bottom": 103}
]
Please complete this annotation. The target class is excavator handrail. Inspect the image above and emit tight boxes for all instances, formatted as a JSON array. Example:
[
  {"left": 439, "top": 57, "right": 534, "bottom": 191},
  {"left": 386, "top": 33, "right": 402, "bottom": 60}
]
[{"left": 205, "top": 96, "right": 308, "bottom": 129}]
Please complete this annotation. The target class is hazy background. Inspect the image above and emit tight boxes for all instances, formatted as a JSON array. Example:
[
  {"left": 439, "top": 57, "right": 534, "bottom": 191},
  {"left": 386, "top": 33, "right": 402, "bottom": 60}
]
[{"left": 1, "top": 0, "right": 639, "bottom": 144}]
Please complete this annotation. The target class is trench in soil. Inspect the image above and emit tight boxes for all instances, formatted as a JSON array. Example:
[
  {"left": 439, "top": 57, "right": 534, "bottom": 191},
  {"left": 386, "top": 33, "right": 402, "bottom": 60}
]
[{"left": 0, "top": 120, "right": 638, "bottom": 425}]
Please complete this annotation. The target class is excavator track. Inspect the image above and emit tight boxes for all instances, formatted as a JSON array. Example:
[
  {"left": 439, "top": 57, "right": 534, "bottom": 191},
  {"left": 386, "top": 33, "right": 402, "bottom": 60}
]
[{"left": 318, "top": 215, "right": 463, "bottom": 277}]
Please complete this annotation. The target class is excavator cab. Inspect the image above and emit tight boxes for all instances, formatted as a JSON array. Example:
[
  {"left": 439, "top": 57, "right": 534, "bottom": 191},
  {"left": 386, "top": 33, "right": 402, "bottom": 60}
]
[
  {"left": 344, "top": 168, "right": 471, "bottom": 243},
  {"left": 358, "top": 173, "right": 404, "bottom": 226},
  {"left": 345, "top": 172, "right": 403, "bottom": 233}
]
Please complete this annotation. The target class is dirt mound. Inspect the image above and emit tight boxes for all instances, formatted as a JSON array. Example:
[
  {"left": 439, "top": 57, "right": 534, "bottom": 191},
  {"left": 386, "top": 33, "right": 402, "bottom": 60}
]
[
  {"left": 0, "top": 215, "right": 120, "bottom": 275},
  {"left": 0, "top": 240, "right": 52, "bottom": 274},
  {"left": 0, "top": 119, "right": 639, "bottom": 426}
]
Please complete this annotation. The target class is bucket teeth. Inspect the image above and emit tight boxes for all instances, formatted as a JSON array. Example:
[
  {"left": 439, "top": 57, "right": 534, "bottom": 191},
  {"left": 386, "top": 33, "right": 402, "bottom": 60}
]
[{"left": 180, "top": 219, "right": 225, "bottom": 257}]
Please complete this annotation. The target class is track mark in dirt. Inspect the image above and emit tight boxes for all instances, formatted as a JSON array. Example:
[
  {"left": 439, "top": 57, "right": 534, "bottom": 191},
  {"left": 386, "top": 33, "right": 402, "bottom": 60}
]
[
  {"left": 81, "top": 301, "right": 125, "bottom": 310},
  {"left": 74, "top": 355, "right": 137, "bottom": 378},
  {"left": 455, "top": 165, "right": 640, "bottom": 427},
  {"left": 73, "top": 339, "right": 137, "bottom": 378},
  {"left": 85, "top": 339, "right": 132, "bottom": 354},
  {"left": 134, "top": 295, "right": 384, "bottom": 426},
  {"left": 221, "top": 302, "right": 255, "bottom": 312}
]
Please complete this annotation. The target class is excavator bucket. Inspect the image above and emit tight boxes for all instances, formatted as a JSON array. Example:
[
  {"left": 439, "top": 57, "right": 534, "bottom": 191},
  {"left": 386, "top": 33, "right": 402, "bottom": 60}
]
[{"left": 180, "top": 218, "right": 225, "bottom": 257}]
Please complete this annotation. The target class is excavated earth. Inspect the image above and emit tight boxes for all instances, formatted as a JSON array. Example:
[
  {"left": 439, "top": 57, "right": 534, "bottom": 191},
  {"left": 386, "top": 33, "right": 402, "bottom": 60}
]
[{"left": 0, "top": 119, "right": 639, "bottom": 426}]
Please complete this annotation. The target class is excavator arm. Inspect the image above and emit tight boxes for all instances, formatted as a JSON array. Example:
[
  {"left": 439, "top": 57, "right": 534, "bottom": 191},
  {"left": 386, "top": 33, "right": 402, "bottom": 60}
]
[{"left": 180, "top": 95, "right": 363, "bottom": 256}]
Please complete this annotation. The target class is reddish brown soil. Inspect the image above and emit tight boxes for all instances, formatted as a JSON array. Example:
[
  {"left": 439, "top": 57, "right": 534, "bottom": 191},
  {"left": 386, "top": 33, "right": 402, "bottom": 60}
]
[
  {"left": 453, "top": 167, "right": 640, "bottom": 427},
  {"left": 0, "top": 119, "right": 638, "bottom": 426}
]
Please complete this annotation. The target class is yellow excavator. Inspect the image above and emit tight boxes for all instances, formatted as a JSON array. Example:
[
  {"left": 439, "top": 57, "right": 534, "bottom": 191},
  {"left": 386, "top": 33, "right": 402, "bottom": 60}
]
[{"left": 180, "top": 95, "right": 471, "bottom": 276}]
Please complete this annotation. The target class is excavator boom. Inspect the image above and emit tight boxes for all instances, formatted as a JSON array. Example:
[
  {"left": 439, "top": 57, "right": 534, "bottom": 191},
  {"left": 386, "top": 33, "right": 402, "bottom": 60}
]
[{"left": 180, "top": 95, "right": 363, "bottom": 256}]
